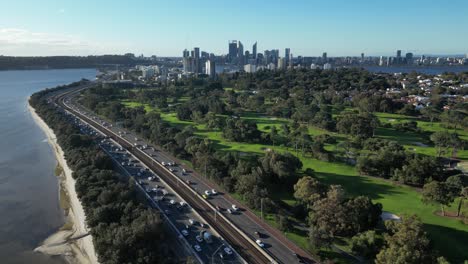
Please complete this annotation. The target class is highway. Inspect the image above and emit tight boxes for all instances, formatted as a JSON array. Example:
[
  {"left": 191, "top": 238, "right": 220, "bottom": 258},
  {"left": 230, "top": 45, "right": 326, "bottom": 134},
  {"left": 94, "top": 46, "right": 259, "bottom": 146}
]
[{"left": 51, "top": 81, "right": 316, "bottom": 264}]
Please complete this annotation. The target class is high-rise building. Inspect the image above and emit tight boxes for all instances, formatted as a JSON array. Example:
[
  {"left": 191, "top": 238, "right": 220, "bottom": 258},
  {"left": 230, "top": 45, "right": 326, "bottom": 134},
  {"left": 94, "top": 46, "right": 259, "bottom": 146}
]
[
  {"left": 205, "top": 60, "right": 216, "bottom": 79},
  {"left": 193, "top": 47, "right": 201, "bottom": 73},
  {"left": 285, "top": 48, "right": 291, "bottom": 65},
  {"left": 183, "top": 49, "right": 189, "bottom": 58},
  {"left": 237, "top": 41, "right": 244, "bottom": 65},
  {"left": 183, "top": 57, "right": 194, "bottom": 73},
  {"left": 277, "top": 57, "right": 286, "bottom": 70},
  {"left": 289, "top": 53, "right": 293, "bottom": 68},
  {"left": 228, "top": 40, "right": 238, "bottom": 62},
  {"left": 252, "top": 42, "right": 257, "bottom": 60},
  {"left": 361, "top": 53, "right": 365, "bottom": 62},
  {"left": 322, "top": 52, "right": 327, "bottom": 63},
  {"left": 405, "top": 52, "right": 414, "bottom": 65},
  {"left": 396, "top": 50, "right": 402, "bottom": 64}
]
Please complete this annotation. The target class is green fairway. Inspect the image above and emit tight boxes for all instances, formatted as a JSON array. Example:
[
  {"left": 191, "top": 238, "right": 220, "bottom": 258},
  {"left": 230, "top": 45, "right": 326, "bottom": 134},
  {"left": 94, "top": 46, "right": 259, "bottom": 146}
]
[{"left": 120, "top": 100, "right": 468, "bottom": 262}]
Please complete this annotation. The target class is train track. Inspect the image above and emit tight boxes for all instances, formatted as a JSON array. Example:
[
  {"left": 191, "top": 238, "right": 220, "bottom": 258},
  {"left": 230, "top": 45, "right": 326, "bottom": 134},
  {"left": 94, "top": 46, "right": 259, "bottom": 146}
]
[{"left": 51, "top": 85, "right": 275, "bottom": 264}]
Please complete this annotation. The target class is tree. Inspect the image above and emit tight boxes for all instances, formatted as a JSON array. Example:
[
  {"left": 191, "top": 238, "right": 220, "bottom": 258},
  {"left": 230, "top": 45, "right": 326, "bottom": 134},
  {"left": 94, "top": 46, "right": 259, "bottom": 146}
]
[
  {"left": 422, "top": 181, "right": 454, "bottom": 216},
  {"left": 293, "top": 176, "right": 327, "bottom": 207},
  {"left": 446, "top": 175, "right": 468, "bottom": 216},
  {"left": 430, "top": 131, "right": 462, "bottom": 158},
  {"left": 376, "top": 215, "right": 436, "bottom": 264},
  {"left": 350, "top": 230, "right": 384, "bottom": 260},
  {"left": 420, "top": 106, "right": 440, "bottom": 126},
  {"left": 394, "top": 155, "right": 444, "bottom": 186},
  {"left": 336, "top": 112, "right": 379, "bottom": 139}
]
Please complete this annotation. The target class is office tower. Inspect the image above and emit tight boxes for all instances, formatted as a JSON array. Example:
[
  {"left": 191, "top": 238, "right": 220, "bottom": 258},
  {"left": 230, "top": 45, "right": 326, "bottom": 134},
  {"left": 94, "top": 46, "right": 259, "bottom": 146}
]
[
  {"left": 228, "top": 40, "right": 238, "bottom": 62},
  {"left": 396, "top": 50, "right": 402, "bottom": 64},
  {"left": 323, "top": 63, "right": 332, "bottom": 70},
  {"left": 285, "top": 48, "right": 291, "bottom": 64},
  {"left": 277, "top": 57, "right": 286, "bottom": 70},
  {"left": 183, "top": 49, "right": 189, "bottom": 58},
  {"left": 201, "top": 51, "right": 209, "bottom": 59},
  {"left": 205, "top": 60, "right": 216, "bottom": 79},
  {"left": 183, "top": 57, "right": 193, "bottom": 73},
  {"left": 289, "top": 53, "right": 293, "bottom": 68},
  {"left": 405, "top": 52, "right": 414, "bottom": 65},
  {"left": 322, "top": 52, "right": 327, "bottom": 63},
  {"left": 190, "top": 50, "right": 195, "bottom": 57},
  {"left": 237, "top": 41, "right": 244, "bottom": 65},
  {"left": 361, "top": 53, "right": 365, "bottom": 62},
  {"left": 252, "top": 42, "right": 257, "bottom": 59},
  {"left": 193, "top": 47, "right": 200, "bottom": 73},
  {"left": 379, "top": 56, "right": 384, "bottom": 66}
]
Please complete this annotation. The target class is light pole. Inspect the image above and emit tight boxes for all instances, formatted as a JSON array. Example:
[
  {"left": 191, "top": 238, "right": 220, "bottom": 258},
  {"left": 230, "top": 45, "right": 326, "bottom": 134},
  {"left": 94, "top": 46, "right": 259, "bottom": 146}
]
[{"left": 211, "top": 244, "right": 224, "bottom": 264}]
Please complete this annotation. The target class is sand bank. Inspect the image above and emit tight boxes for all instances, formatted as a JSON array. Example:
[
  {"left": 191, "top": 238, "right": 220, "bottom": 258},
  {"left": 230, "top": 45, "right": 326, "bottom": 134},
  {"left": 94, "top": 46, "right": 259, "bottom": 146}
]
[{"left": 29, "top": 102, "right": 99, "bottom": 264}]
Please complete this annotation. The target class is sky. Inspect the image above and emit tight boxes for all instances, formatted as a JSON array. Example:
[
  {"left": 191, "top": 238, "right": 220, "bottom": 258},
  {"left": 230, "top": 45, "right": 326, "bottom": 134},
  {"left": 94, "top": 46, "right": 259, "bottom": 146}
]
[{"left": 0, "top": 0, "right": 467, "bottom": 57}]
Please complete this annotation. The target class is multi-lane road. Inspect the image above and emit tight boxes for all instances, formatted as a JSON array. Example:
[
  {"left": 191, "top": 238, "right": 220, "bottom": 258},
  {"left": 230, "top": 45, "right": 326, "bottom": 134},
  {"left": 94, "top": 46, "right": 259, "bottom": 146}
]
[{"left": 51, "top": 81, "right": 315, "bottom": 264}]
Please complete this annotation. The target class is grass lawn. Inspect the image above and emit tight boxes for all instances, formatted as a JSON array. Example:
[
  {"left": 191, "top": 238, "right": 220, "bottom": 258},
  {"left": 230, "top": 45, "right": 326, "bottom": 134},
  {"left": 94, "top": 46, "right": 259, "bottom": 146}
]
[{"left": 121, "top": 100, "right": 468, "bottom": 262}]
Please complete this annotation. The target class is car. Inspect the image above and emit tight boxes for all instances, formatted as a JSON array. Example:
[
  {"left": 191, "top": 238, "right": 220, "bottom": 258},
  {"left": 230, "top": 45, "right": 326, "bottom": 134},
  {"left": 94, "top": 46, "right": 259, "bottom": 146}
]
[
  {"left": 182, "top": 168, "right": 187, "bottom": 173},
  {"left": 224, "top": 247, "right": 233, "bottom": 255},
  {"left": 179, "top": 201, "right": 187, "bottom": 207},
  {"left": 161, "top": 161, "right": 166, "bottom": 166},
  {"left": 199, "top": 222, "right": 205, "bottom": 228},
  {"left": 231, "top": 204, "right": 238, "bottom": 211},
  {"left": 215, "top": 205, "right": 222, "bottom": 211},
  {"left": 219, "top": 253, "right": 225, "bottom": 259},
  {"left": 193, "top": 244, "right": 202, "bottom": 252},
  {"left": 188, "top": 219, "right": 195, "bottom": 225},
  {"left": 169, "top": 199, "right": 176, "bottom": 205},
  {"left": 151, "top": 187, "right": 158, "bottom": 192},
  {"left": 227, "top": 209, "right": 232, "bottom": 214},
  {"left": 211, "top": 189, "right": 217, "bottom": 195},
  {"left": 169, "top": 168, "right": 174, "bottom": 172},
  {"left": 202, "top": 194, "right": 208, "bottom": 199},
  {"left": 255, "top": 239, "right": 265, "bottom": 248},
  {"left": 186, "top": 180, "right": 192, "bottom": 185},
  {"left": 195, "top": 235, "right": 203, "bottom": 243},
  {"left": 145, "top": 187, "right": 151, "bottom": 193},
  {"left": 254, "top": 231, "right": 261, "bottom": 238},
  {"left": 181, "top": 229, "right": 189, "bottom": 237},
  {"left": 204, "top": 190, "right": 211, "bottom": 196},
  {"left": 293, "top": 253, "right": 305, "bottom": 263}
]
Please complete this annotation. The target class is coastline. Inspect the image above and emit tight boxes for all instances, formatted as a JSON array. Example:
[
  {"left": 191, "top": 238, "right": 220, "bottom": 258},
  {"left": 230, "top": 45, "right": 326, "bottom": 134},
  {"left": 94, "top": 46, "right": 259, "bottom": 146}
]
[{"left": 28, "top": 101, "right": 99, "bottom": 264}]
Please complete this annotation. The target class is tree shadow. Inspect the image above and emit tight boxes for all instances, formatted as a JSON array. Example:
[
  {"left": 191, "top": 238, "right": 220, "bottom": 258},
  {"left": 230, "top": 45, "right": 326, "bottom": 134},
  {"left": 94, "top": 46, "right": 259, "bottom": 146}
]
[
  {"left": 423, "top": 223, "right": 468, "bottom": 263},
  {"left": 315, "top": 172, "right": 402, "bottom": 200}
]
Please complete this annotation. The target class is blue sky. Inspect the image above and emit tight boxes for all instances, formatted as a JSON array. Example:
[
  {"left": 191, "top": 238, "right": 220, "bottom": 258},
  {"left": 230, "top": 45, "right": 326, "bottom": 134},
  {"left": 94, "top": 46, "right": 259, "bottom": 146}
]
[{"left": 0, "top": 0, "right": 467, "bottom": 56}]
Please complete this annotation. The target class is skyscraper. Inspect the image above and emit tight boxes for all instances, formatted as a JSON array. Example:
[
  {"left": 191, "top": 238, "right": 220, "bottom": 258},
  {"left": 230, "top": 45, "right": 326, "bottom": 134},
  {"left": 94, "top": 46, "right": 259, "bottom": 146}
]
[
  {"left": 252, "top": 42, "right": 257, "bottom": 60},
  {"left": 396, "top": 50, "right": 402, "bottom": 64},
  {"left": 205, "top": 60, "right": 216, "bottom": 79},
  {"left": 183, "top": 49, "right": 189, "bottom": 58},
  {"left": 285, "top": 48, "right": 290, "bottom": 65},
  {"left": 277, "top": 57, "right": 286, "bottom": 70},
  {"left": 194, "top": 47, "right": 200, "bottom": 73},
  {"left": 228, "top": 40, "right": 238, "bottom": 62},
  {"left": 361, "top": 53, "right": 365, "bottom": 63},
  {"left": 237, "top": 41, "right": 244, "bottom": 65},
  {"left": 322, "top": 52, "right": 327, "bottom": 63},
  {"left": 405, "top": 52, "right": 414, "bottom": 65}
]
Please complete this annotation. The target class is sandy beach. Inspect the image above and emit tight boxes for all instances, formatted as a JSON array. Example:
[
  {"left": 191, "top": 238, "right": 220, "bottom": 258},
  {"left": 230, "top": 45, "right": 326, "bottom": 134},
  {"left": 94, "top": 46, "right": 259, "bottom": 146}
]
[{"left": 28, "top": 102, "right": 99, "bottom": 264}]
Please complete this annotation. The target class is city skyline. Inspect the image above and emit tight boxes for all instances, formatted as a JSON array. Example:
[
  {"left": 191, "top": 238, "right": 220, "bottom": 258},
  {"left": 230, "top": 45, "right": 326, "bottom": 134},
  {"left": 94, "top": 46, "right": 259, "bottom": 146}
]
[{"left": 1, "top": 0, "right": 468, "bottom": 56}]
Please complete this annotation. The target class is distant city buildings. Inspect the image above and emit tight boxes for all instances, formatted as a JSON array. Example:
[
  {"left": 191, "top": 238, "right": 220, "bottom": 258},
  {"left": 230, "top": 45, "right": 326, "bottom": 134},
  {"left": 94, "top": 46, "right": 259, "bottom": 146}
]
[{"left": 205, "top": 60, "right": 216, "bottom": 79}]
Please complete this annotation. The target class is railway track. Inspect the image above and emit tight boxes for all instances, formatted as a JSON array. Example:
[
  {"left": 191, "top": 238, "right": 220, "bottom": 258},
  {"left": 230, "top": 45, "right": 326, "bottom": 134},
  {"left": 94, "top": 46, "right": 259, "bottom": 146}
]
[{"left": 52, "top": 85, "right": 275, "bottom": 264}]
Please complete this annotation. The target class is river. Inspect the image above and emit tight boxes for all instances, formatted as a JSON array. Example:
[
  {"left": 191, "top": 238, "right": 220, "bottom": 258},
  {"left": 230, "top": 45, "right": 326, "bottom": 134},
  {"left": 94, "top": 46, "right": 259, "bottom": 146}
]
[{"left": 0, "top": 69, "right": 97, "bottom": 264}]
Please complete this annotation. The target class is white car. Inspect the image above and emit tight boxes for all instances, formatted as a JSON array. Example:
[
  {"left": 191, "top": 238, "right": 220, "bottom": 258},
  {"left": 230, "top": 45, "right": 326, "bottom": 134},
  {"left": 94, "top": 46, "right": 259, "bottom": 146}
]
[
  {"left": 211, "top": 189, "right": 217, "bottom": 195},
  {"left": 182, "top": 168, "right": 187, "bottom": 173},
  {"left": 188, "top": 219, "right": 195, "bottom": 225},
  {"left": 224, "top": 247, "right": 233, "bottom": 255},
  {"left": 181, "top": 229, "right": 189, "bottom": 237},
  {"left": 256, "top": 239, "right": 265, "bottom": 248},
  {"left": 169, "top": 199, "right": 176, "bottom": 205},
  {"left": 193, "top": 244, "right": 202, "bottom": 252},
  {"left": 227, "top": 209, "right": 233, "bottom": 214},
  {"left": 204, "top": 190, "right": 211, "bottom": 196},
  {"left": 231, "top": 204, "right": 238, "bottom": 211},
  {"left": 195, "top": 235, "right": 203, "bottom": 243}
]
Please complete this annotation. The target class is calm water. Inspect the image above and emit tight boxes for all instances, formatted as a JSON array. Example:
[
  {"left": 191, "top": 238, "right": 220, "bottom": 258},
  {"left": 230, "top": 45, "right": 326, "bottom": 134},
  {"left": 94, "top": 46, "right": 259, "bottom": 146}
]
[
  {"left": 0, "top": 69, "right": 97, "bottom": 264},
  {"left": 364, "top": 65, "right": 468, "bottom": 74}
]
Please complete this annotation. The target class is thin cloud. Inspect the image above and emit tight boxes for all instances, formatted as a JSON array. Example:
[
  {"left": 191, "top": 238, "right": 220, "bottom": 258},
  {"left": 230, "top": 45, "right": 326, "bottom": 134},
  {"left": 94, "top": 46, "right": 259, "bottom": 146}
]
[
  {"left": 0, "top": 28, "right": 123, "bottom": 56},
  {"left": 58, "top": 8, "right": 65, "bottom": 14}
]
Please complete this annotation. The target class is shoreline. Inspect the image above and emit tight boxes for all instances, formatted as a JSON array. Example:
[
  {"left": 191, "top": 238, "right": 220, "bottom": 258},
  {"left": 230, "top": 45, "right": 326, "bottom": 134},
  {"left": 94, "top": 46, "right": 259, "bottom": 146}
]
[{"left": 28, "top": 101, "right": 99, "bottom": 264}]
